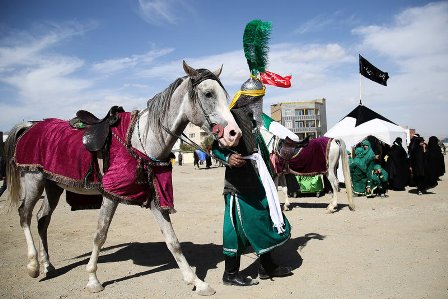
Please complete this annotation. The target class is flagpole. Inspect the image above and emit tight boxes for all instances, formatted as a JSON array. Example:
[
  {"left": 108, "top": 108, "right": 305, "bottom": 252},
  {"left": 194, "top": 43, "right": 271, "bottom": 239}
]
[{"left": 359, "top": 73, "right": 363, "bottom": 105}]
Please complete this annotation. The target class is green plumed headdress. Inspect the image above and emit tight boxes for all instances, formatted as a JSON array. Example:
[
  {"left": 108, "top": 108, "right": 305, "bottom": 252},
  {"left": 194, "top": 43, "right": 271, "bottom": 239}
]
[{"left": 243, "top": 19, "right": 272, "bottom": 76}]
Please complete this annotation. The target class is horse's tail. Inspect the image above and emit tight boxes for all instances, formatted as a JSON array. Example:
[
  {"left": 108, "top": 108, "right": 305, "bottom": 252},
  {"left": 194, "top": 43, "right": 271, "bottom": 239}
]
[
  {"left": 337, "top": 138, "right": 355, "bottom": 211},
  {"left": 4, "top": 122, "right": 32, "bottom": 210}
]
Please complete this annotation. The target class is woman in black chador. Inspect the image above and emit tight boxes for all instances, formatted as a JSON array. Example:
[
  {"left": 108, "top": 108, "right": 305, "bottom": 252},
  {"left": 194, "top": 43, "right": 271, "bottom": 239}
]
[
  {"left": 427, "top": 136, "right": 445, "bottom": 180},
  {"left": 409, "top": 135, "right": 438, "bottom": 194},
  {"left": 385, "top": 137, "right": 409, "bottom": 191}
]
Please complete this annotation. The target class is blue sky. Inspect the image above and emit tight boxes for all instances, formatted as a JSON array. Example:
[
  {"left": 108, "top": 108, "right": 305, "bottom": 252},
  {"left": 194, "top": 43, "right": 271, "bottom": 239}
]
[{"left": 1, "top": 0, "right": 447, "bottom": 138}]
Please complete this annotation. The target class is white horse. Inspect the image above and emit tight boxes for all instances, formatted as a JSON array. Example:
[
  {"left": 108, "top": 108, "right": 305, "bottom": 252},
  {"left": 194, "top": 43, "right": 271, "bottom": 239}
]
[
  {"left": 4, "top": 61, "right": 241, "bottom": 296},
  {"left": 262, "top": 130, "right": 354, "bottom": 213}
]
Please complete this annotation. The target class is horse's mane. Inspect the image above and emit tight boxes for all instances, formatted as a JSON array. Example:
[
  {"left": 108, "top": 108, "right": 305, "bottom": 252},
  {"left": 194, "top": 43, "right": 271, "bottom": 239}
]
[
  {"left": 144, "top": 69, "right": 228, "bottom": 142},
  {"left": 145, "top": 77, "right": 185, "bottom": 138}
]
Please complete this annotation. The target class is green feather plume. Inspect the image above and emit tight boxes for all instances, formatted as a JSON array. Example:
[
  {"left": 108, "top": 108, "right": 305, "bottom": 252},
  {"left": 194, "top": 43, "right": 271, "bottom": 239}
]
[{"left": 243, "top": 19, "right": 272, "bottom": 75}]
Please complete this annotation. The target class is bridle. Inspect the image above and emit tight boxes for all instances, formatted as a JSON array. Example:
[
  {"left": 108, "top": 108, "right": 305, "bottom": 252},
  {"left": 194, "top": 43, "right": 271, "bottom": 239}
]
[
  {"left": 137, "top": 72, "right": 234, "bottom": 165},
  {"left": 187, "top": 70, "right": 226, "bottom": 139}
]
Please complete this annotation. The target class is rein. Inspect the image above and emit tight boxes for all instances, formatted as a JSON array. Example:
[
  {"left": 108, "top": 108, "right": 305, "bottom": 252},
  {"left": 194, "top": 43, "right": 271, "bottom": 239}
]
[{"left": 160, "top": 122, "right": 232, "bottom": 166}]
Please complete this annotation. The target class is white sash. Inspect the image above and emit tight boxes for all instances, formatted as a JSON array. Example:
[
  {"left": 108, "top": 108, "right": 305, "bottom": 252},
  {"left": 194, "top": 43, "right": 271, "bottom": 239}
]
[{"left": 243, "top": 153, "right": 285, "bottom": 234}]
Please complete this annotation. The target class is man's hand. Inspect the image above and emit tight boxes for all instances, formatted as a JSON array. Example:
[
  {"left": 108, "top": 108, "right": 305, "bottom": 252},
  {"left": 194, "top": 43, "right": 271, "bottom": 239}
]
[{"left": 228, "top": 154, "right": 246, "bottom": 167}]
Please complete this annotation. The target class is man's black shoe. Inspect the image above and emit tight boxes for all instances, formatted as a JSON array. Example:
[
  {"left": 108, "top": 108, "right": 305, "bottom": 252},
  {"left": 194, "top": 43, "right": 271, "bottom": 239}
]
[
  {"left": 258, "top": 265, "right": 293, "bottom": 280},
  {"left": 222, "top": 272, "right": 259, "bottom": 286}
]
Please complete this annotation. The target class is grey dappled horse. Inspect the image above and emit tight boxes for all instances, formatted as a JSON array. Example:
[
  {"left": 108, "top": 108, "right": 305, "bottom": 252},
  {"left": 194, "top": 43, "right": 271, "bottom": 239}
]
[
  {"left": 4, "top": 61, "right": 241, "bottom": 296},
  {"left": 264, "top": 132, "right": 354, "bottom": 213}
]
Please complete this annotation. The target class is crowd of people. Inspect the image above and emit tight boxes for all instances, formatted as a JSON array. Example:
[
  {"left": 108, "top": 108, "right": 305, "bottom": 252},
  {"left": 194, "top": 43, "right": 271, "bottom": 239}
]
[{"left": 349, "top": 134, "right": 446, "bottom": 197}]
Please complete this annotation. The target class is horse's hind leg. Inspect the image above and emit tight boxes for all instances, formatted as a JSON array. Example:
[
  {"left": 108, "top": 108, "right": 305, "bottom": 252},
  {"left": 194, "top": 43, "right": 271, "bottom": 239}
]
[
  {"left": 18, "top": 172, "right": 46, "bottom": 278},
  {"left": 36, "top": 181, "right": 63, "bottom": 276},
  {"left": 150, "top": 201, "right": 215, "bottom": 296},
  {"left": 86, "top": 197, "right": 118, "bottom": 293},
  {"left": 326, "top": 171, "right": 339, "bottom": 213}
]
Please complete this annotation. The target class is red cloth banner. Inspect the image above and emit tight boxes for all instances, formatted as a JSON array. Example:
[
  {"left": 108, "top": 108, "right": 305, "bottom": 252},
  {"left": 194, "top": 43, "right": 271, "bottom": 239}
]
[{"left": 260, "top": 71, "right": 292, "bottom": 88}]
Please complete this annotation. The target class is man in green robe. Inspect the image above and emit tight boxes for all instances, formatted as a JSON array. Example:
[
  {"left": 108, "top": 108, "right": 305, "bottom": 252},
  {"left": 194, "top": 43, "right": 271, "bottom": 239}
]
[
  {"left": 361, "top": 139, "right": 376, "bottom": 175},
  {"left": 350, "top": 146, "right": 368, "bottom": 195},
  {"left": 212, "top": 75, "right": 292, "bottom": 287},
  {"left": 366, "top": 164, "right": 389, "bottom": 198},
  {"left": 349, "top": 140, "right": 376, "bottom": 196}
]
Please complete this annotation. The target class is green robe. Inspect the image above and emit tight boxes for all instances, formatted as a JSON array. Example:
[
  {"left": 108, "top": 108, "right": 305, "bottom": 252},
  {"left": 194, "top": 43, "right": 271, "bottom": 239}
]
[
  {"left": 366, "top": 165, "right": 389, "bottom": 197},
  {"left": 212, "top": 123, "right": 291, "bottom": 257},
  {"left": 350, "top": 147, "right": 368, "bottom": 195},
  {"left": 350, "top": 140, "right": 377, "bottom": 195}
]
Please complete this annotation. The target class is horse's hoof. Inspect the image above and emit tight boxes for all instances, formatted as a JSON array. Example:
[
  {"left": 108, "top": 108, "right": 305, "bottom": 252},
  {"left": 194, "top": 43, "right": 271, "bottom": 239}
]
[
  {"left": 283, "top": 205, "right": 291, "bottom": 211},
  {"left": 27, "top": 262, "right": 40, "bottom": 278},
  {"left": 349, "top": 205, "right": 356, "bottom": 211},
  {"left": 86, "top": 281, "right": 104, "bottom": 293},
  {"left": 195, "top": 285, "right": 216, "bottom": 296},
  {"left": 42, "top": 263, "right": 56, "bottom": 276},
  {"left": 27, "top": 268, "right": 40, "bottom": 278},
  {"left": 326, "top": 207, "right": 336, "bottom": 214}
]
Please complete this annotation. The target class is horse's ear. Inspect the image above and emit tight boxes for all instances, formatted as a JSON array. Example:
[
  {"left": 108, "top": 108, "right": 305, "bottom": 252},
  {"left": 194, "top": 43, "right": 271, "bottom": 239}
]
[
  {"left": 183, "top": 60, "right": 199, "bottom": 77},
  {"left": 213, "top": 64, "right": 223, "bottom": 78}
]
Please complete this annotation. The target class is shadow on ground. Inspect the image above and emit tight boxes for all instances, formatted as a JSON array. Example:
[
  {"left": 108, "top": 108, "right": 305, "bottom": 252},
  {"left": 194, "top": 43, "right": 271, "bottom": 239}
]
[
  {"left": 284, "top": 202, "right": 350, "bottom": 211},
  {"left": 41, "top": 232, "right": 326, "bottom": 286}
]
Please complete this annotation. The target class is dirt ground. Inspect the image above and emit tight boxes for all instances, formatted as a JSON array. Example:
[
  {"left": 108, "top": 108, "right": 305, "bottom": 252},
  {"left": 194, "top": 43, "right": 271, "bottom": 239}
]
[{"left": 1, "top": 156, "right": 447, "bottom": 299}]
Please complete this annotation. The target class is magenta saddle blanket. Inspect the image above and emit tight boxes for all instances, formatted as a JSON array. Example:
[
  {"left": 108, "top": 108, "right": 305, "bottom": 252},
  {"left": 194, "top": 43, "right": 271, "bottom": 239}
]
[
  {"left": 271, "top": 136, "right": 332, "bottom": 175},
  {"left": 14, "top": 113, "right": 174, "bottom": 210}
]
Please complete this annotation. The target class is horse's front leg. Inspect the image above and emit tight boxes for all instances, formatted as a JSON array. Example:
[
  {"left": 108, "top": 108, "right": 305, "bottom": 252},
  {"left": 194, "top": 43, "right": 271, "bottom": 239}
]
[
  {"left": 283, "top": 186, "right": 291, "bottom": 211},
  {"left": 150, "top": 202, "right": 215, "bottom": 296},
  {"left": 36, "top": 181, "right": 63, "bottom": 276},
  {"left": 86, "top": 198, "right": 118, "bottom": 293},
  {"left": 277, "top": 174, "right": 292, "bottom": 211}
]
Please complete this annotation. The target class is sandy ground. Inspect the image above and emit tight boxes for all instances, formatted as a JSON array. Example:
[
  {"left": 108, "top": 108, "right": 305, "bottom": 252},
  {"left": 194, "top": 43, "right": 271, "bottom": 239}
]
[{"left": 0, "top": 156, "right": 447, "bottom": 299}]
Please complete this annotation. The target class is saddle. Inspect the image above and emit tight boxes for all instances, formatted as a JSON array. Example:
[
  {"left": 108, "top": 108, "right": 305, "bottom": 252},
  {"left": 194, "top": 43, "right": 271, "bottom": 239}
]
[
  {"left": 276, "top": 136, "right": 310, "bottom": 161},
  {"left": 69, "top": 106, "right": 125, "bottom": 183},
  {"left": 71, "top": 106, "right": 125, "bottom": 152}
]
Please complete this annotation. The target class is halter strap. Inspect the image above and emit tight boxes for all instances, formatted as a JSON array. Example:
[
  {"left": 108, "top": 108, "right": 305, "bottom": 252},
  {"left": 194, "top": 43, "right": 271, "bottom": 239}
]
[
  {"left": 137, "top": 70, "right": 230, "bottom": 163},
  {"left": 189, "top": 70, "right": 226, "bottom": 137}
]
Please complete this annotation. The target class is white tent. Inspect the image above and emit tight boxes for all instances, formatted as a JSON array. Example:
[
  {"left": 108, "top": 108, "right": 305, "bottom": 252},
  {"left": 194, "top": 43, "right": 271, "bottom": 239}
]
[
  {"left": 325, "top": 104, "right": 408, "bottom": 150},
  {"left": 325, "top": 104, "right": 408, "bottom": 182}
]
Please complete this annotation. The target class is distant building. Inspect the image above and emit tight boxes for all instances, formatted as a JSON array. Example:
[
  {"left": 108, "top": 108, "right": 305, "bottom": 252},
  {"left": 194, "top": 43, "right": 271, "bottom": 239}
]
[
  {"left": 271, "top": 98, "right": 327, "bottom": 140},
  {"left": 182, "top": 123, "right": 210, "bottom": 146}
]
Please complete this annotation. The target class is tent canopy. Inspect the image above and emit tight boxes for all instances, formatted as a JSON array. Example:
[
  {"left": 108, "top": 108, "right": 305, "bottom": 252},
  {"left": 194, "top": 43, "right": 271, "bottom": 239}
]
[{"left": 325, "top": 104, "right": 407, "bottom": 150}]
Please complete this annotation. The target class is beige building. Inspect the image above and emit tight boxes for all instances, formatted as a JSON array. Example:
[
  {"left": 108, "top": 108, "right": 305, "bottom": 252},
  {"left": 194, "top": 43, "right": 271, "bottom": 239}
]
[
  {"left": 271, "top": 98, "right": 327, "bottom": 140},
  {"left": 182, "top": 123, "right": 210, "bottom": 146}
]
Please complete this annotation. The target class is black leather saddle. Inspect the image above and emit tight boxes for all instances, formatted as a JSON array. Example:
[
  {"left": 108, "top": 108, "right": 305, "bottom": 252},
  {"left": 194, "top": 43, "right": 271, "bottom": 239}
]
[
  {"left": 276, "top": 136, "right": 310, "bottom": 160},
  {"left": 70, "top": 106, "right": 124, "bottom": 152},
  {"left": 69, "top": 106, "right": 125, "bottom": 185}
]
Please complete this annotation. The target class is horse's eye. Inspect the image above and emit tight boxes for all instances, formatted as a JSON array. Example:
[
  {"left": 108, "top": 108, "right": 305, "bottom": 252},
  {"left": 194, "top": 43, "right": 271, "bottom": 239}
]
[{"left": 204, "top": 91, "right": 213, "bottom": 98}]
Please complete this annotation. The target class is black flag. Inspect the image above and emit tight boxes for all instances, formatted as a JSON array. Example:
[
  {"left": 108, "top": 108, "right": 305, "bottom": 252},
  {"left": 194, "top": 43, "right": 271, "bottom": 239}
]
[{"left": 359, "top": 54, "right": 389, "bottom": 86}]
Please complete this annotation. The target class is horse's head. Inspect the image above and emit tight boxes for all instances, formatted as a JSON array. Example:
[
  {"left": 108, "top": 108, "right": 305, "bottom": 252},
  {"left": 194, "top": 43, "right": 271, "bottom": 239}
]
[{"left": 182, "top": 61, "right": 241, "bottom": 147}]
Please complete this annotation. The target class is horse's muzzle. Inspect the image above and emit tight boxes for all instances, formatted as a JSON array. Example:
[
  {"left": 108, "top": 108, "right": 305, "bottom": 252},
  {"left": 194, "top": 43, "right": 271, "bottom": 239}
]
[
  {"left": 217, "top": 123, "right": 241, "bottom": 147},
  {"left": 212, "top": 124, "right": 224, "bottom": 139}
]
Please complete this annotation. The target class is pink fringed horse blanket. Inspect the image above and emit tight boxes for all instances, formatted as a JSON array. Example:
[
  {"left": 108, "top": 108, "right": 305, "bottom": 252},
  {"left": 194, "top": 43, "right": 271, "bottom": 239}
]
[
  {"left": 14, "top": 112, "right": 175, "bottom": 212},
  {"left": 271, "top": 136, "right": 332, "bottom": 176}
]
